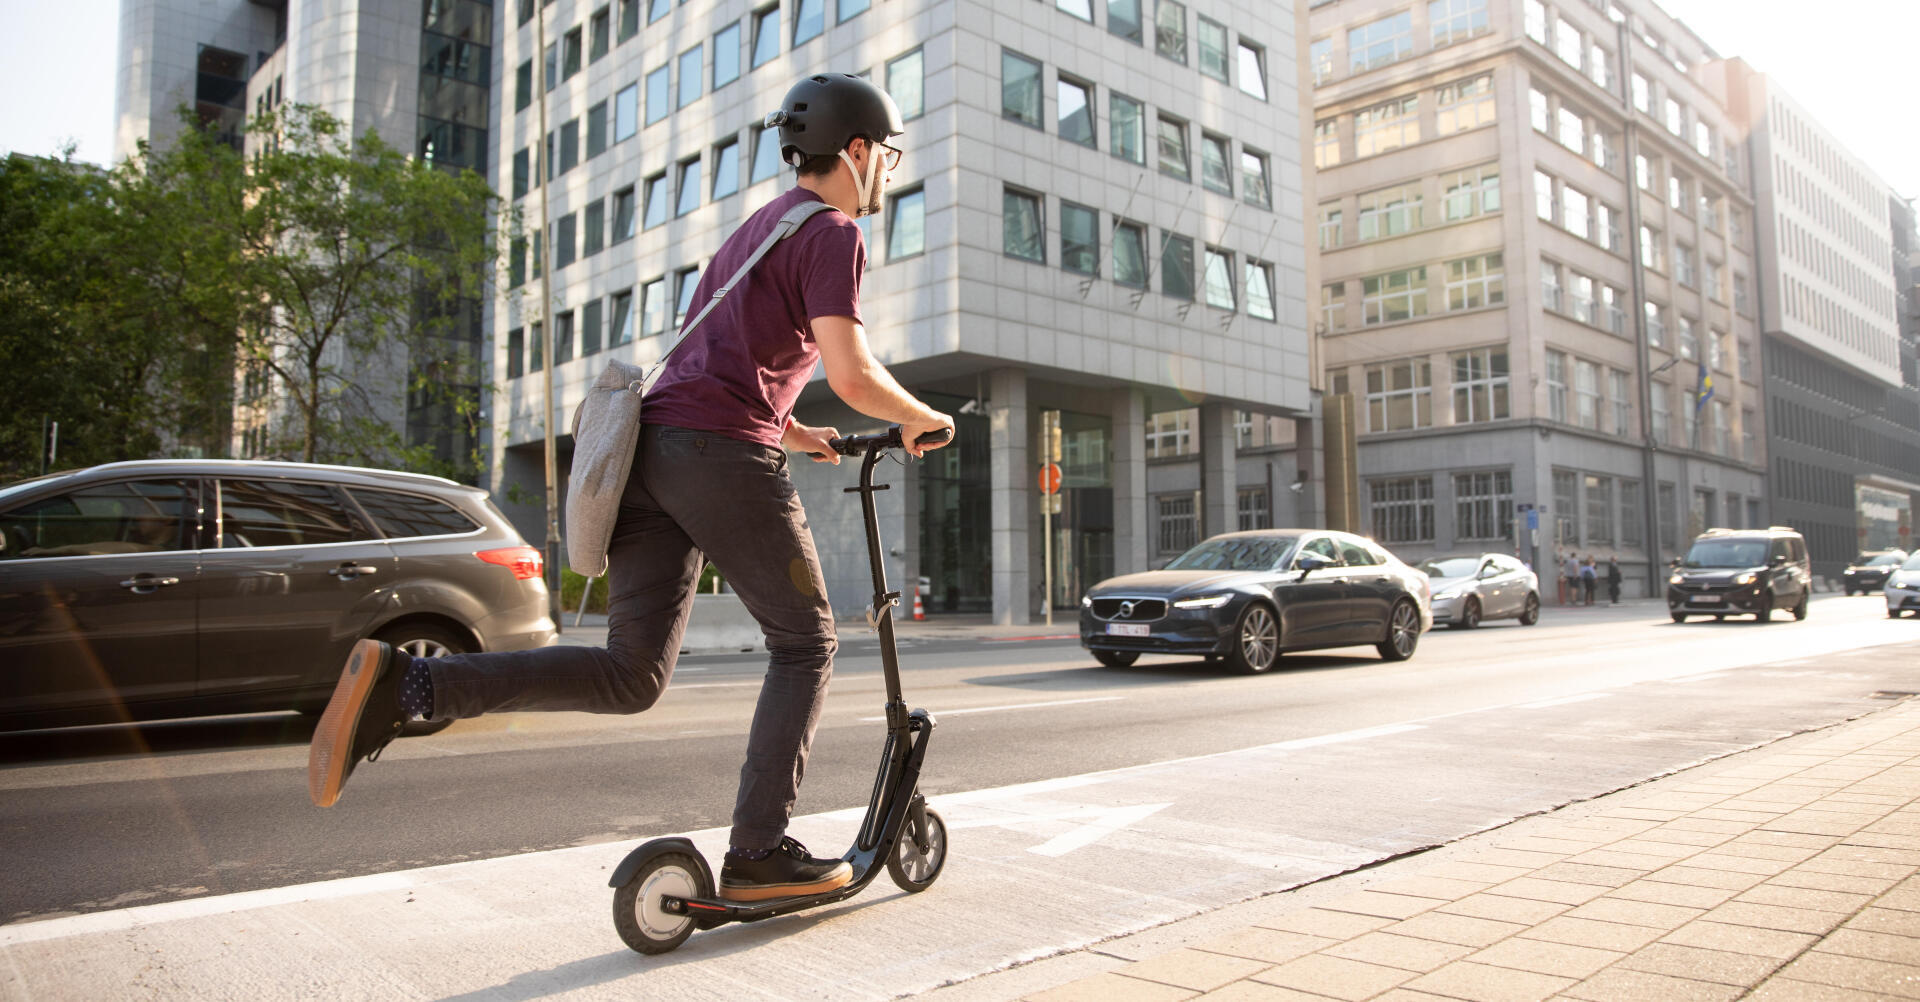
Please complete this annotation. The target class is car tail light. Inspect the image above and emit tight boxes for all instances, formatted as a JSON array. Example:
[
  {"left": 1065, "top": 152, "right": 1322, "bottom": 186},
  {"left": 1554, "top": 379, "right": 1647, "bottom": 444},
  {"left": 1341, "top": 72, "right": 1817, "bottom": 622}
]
[{"left": 477, "top": 546, "right": 544, "bottom": 580}]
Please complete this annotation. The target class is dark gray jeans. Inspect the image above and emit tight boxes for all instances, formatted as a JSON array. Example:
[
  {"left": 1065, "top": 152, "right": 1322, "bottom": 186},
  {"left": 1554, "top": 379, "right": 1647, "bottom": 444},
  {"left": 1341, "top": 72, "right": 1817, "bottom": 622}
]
[{"left": 427, "top": 424, "right": 837, "bottom": 851}]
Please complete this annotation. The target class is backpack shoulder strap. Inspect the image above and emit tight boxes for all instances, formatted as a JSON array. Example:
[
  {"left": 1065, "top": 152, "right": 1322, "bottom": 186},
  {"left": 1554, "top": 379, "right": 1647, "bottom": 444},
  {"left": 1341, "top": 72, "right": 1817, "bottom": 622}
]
[{"left": 639, "top": 199, "right": 837, "bottom": 393}]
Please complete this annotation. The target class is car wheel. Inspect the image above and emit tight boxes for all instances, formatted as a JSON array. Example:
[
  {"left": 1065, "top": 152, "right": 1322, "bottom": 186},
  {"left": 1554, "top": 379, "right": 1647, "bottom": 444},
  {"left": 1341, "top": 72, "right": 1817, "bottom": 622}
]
[
  {"left": 1891, "top": 608, "right": 1903, "bottom": 619},
  {"left": 1456, "top": 598, "right": 1481, "bottom": 629},
  {"left": 1671, "top": 612, "right": 1688, "bottom": 623},
  {"left": 1845, "top": 587, "right": 1856, "bottom": 596},
  {"left": 1751, "top": 590, "right": 1773, "bottom": 623},
  {"left": 1094, "top": 650, "right": 1139, "bottom": 668},
  {"left": 1793, "top": 592, "right": 1809, "bottom": 621},
  {"left": 1517, "top": 593, "right": 1540, "bottom": 626},
  {"left": 375, "top": 622, "right": 468, "bottom": 660},
  {"left": 1226, "top": 603, "right": 1280, "bottom": 674},
  {"left": 1376, "top": 600, "right": 1420, "bottom": 662}
]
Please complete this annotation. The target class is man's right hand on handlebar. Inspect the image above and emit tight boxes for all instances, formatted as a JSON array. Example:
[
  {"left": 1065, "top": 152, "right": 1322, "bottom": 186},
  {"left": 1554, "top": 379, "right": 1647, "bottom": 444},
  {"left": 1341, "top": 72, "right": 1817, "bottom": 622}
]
[{"left": 899, "top": 410, "right": 955, "bottom": 459}]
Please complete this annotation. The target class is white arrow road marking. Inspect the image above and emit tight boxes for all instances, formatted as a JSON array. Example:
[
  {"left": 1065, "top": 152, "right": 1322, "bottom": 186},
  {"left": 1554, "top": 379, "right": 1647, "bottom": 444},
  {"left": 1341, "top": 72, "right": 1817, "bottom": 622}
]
[{"left": 946, "top": 802, "right": 1174, "bottom": 857}]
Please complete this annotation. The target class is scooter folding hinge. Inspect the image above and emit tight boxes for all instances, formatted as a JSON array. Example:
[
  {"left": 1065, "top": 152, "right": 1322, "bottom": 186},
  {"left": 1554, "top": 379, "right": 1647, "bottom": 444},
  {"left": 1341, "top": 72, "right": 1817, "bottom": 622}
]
[{"left": 885, "top": 700, "right": 910, "bottom": 730}]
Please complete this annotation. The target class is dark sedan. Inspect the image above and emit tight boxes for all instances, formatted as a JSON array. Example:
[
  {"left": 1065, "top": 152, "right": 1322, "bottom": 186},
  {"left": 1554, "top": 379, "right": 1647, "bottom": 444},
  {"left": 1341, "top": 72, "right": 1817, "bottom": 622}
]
[
  {"left": 1079, "top": 530, "right": 1432, "bottom": 673},
  {"left": 1844, "top": 550, "right": 1908, "bottom": 595}
]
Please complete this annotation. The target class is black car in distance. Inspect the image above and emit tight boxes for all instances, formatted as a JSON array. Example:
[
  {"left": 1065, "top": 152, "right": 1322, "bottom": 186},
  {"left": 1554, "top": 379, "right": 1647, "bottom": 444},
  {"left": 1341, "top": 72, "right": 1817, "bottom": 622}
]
[
  {"left": 1079, "top": 529, "right": 1432, "bottom": 674},
  {"left": 1843, "top": 550, "right": 1909, "bottom": 595},
  {"left": 1667, "top": 526, "right": 1811, "bottom": 623}
]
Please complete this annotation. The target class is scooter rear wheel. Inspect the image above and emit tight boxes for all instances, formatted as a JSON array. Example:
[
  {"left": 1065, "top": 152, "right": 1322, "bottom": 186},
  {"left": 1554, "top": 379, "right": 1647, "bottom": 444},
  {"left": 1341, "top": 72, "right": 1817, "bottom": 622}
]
[
  {"left": 888, "top": 807, "right": 948, "bottom": 893},
  {"left": 613, "top": 852, "right": 710, "bottom": 954}
]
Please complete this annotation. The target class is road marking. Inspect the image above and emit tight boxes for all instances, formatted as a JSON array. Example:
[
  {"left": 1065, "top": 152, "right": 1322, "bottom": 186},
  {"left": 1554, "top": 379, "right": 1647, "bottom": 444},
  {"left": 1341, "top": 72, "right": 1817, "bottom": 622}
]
[
  {"left": 0, "top": 872, "right": 417, "bottom": 947},
  {"left": 984, "top": 634, "right": 1080, "bottom": 643},
  {"left": 1667, "top": 671, "right": 1731, "bottom": 684},
  {"left": 1519, "top": 693, "right": 1613, "bottom": 709},
  {"left": 946, "top": 803, "right": 1173, "bottom": 856},
  {"left": 858, "top": 696, "right": 1122, "bottom": 722},
  {"left": 1268, "top": 723, "right": 1425, "bottom": 750}
]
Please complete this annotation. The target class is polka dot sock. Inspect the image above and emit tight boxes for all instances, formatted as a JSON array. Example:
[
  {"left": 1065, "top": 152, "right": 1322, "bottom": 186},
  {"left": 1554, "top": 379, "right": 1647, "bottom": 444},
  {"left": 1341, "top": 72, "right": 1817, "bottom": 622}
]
[{"left": 397, "top": 657, "right": 435, "bottom": 721}]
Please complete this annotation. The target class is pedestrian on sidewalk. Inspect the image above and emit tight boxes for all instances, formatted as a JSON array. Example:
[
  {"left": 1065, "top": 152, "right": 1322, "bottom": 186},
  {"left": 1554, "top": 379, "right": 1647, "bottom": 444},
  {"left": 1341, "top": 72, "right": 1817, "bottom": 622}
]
[
  {"left": 1581, "top": 555, "right": 1598, "bottom": 605},
  {"left": 305, "top": 74, "right": 954, "bottom": 904},
  {"left": 1606, "top": 556, "right": 1622, "bottom": 605},
  {"left": 1561, "top": 551, "right": 1579, "bottom": 605}
]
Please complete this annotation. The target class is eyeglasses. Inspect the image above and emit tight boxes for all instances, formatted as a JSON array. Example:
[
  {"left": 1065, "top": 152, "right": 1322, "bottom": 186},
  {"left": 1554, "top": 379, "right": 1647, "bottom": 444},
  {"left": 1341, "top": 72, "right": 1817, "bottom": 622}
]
[{"left": 875, "top": 142, "right": 903, "bottom": 171}]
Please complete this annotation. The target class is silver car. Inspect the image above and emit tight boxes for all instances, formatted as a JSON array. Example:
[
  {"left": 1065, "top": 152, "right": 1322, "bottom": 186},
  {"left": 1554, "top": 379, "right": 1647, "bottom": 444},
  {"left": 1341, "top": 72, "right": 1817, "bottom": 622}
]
[
  {"left": 0, "top": 460, "right": 555, "bottom": 731},
  {"left": 1417, "top": 553, "right": 1540, "bottom": 628}
]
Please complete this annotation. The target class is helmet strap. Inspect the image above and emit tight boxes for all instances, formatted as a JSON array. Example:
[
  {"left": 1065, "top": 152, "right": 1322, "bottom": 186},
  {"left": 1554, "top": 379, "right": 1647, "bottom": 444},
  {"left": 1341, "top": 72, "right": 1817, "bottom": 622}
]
[{"left": 838, "top": 146, "right": 885, "bottom": 218}]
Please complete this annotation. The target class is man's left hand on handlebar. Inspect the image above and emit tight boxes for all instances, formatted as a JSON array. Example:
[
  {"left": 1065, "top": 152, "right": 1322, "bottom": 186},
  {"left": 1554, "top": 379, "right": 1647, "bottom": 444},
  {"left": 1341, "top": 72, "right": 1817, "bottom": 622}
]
[
  {"left": 783, "top": 421, "right": 842, "bottom": 464},
  {"left": 899, "top": 409, "right": 955, "bottom": 459}
]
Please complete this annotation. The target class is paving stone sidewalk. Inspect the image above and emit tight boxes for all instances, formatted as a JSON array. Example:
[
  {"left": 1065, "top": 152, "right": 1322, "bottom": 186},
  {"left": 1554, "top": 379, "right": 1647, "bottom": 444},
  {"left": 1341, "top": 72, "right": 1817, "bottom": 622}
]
[{"left": 1016, "top": 699, "right": 1920, "bottom": 1002}]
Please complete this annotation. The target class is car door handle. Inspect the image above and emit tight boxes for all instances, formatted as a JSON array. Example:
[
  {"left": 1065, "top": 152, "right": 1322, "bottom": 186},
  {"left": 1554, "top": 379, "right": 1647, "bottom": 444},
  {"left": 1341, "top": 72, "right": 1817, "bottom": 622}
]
[
  {"left": 328, "top": 564, "right": 378, "bottom": 579},
  {"left": 120, "top": 575, "right": 181, "bottom": 591}
]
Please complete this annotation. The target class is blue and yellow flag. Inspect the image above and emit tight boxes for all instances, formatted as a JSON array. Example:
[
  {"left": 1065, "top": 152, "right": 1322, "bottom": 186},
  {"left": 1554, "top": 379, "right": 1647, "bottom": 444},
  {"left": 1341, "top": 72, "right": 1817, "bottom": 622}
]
[{"left": 1694, "top": 360, "right": 1714, "bottom": 414}]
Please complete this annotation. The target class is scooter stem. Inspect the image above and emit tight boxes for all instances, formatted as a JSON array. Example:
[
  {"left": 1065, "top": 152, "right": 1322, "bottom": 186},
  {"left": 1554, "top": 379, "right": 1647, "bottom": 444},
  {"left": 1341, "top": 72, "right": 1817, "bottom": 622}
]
[{"left": 849, "top": 443, "right": 909, "bottom": 728}]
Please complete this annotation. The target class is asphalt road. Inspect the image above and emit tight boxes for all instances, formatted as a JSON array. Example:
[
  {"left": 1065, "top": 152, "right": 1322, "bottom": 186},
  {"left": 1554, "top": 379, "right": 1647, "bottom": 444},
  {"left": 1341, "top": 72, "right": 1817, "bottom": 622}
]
[{"left": 3, "top": 594, "right": 1917, "bottom": 930}]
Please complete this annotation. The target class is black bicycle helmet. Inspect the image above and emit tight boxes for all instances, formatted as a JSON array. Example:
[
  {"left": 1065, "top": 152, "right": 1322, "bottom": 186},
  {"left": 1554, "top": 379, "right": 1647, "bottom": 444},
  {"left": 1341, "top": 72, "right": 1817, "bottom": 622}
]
[{"left": 766, "top": 73, "right": 905, "bottom": 165}]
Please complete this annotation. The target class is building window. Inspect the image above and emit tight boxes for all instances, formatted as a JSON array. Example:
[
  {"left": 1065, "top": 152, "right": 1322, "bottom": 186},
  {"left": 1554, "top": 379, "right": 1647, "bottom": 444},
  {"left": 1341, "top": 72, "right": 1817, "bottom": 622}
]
[
  {"left": 1161, "top": 234, "right": 1194, "bottom": 299},
  {"left": 552, "top": 213, "right": 577, "bottom": 270},
  {"left": 642, "top": 171, "right": 669, "bottom": 229},
  {"left": 557, "top": 120, "right": 580, "bottom": 174},
  {"left": 554, "top": 310, "right": 574, "bottom": 365},
  {"left": 1430, "top": 0, "right": 1489, "bottom": 47},
  {"left": 1156, "top": 493, "right": 1198, "bottom": 554},
  {"left": 515, "top": 59, "right": 532, "bottom": 112},
  {"left": 1154, "top": 0, "right": 1187, "bottom": 64},
  {"left": 750, "top": 125, "right": 782, "bottom": 184},
  {"left": 1677, "top": 315, "right": 1697, "bottom": 361},
  {"left": 1002, "top": 50, "right": 1042, "bottom": 127},
  {"left": 1058, "top": 76, "right": 1095, "bottom": 147},
  {"left": 1451, "top": 347, "right": 1509, "bottom": 423},
  {"left": 1202, "top": 248, "right": 1235, "bottom": 310},
  {"left": 1197, "top": 16, "right": 1229, "bottom": 81},
  {"left": 618, "top": 0, "right": 639, "bottom": 39},
  {"left": 1113, "top": 221, "right": 1147, "bottom": 287},
  {"left": 1108, "top": 92, "right": 1147, "bottom": 164},
  {"left": 1309, "top": 38, "right": 1334, "bottom": 86},
  {"left": 511, "top": 147, "right": 530, "bottom": 199},
  {"left": 1199, "top": 133, "right": 1232, "bottom": 195},
  {"left": 1675, "top": 243, "right": 1696, "bottom": 287},
  {"left": 1664, "top": 96, "right": 1682, "bottom": 136},
  {"left": 1445, "top": 254, "right": 1504, "bottom": 311},
  {"left": 1436, "top": 73, "right": 1495, "bottom": 133},
  {"left": 1321, "top": 283, "right": 1345, "bottom": 332},
  {"left": 1568, "top": 272, "right": 1593, "bottom": 324},
  {"left": 1546, "top": 350, "right": 1568, "bottom": 423},
  {"left": 1631, "top": 72, "right": 1648, "bottom": 113},
  {"left": 1362, "top": 267, "right": 1428, "bottom": 324},
  {"left": 1556, "top": 105, "right": 1584, "bottom": 153},
  {"left": 1644, "top": 301, "right": 1665, "bottom": 348},
  {"left": 1357, "top": 183, "right": 1422, "bottom": 241},
  {"left": 507, "top": 327, "right": 524, "bottom": 378},
  {"left": 1314, "top": 119, "right": 1340, "bottom": 169},
  {"left": 793, "top": 0, "right": 824, "bottom": 45},
  {"left": 1610, "top": 368, "right": 1631, "bottom": 437},
  {"left": 1156, "top": 113, "right": 1190, "bottom": 179},
  {"left": 609, "top": 289, "right": 634, "bottom": 347},
  {"left": 645, "top": 65, "right": 670, "bottom": 125},
  {"left": 581, "top": 298, "right": 603, "bottom": 357},
  {"left": 1365, "top": 359, "right": 1432, "bottom": 432},
  {"left": 527, "top": 321, "right": 544, "bottom": 372},
  {"left": 887, "top": 186, "right": 925, "bottom": 260},
  {"left": 1560, "top": 185, "right": 1589, "bottom": 238},
  {"left": 678, "top": 45, "right": 703, "bottom": 108},
  {"left": 611, "top": 185, "right": 635, "bottom": 243},
  {"left": 1354, "top": 95, "right": 1418, "bottom": 157},
  {"left": 1585, "top": 475, "right": 1614, "bottom": 545},
  {"left": 1370, "top": 477, "right": 1435, "bottom": 543},
  {"left": 1003, "top": 188, "right": 1044, "bottom": 262},
  {"left": 1657, "top": 481, "right": 1678, "bottom": 550},
  {"left": 1443, "top": 164, "right": 1500, "bottom": 220},
  {"left": 1348, "top": 11, "right": 1413, "bottom": 73},
  {"left": 1534, "top": 169, "right": 1555, "bottom": 222},
  {"left": 1530, "top": 87, "right": 1549, "bottom": 133},
  {"left": 1575, "top": 359, "right": 1600, "bottom": 430},
  {"left": 675, "top": 157, "right": 701, "bottom": 216},
  {"left": 614, "top": 83, "right": 638, "bottom": 142},
  {"left": 641, "top": 277, "right": 668, "bottom": 337},
  {"left": 1109, "top": 0, "right": 1143, "bottom": 43},
  {"left": 1240, "top": 149, "right": 1271, "bottom": 209},
  {"left": 888, "top": 48, "right": 924, "bottom": 119},
  {"left": 1639, "top": 224, "right": 1663, "bottom": 272},
  {"left": 1057, "top": 0, "right": 1092, "bottom": 22},
  {"left": 1318, "top": 202, "right": 1343, "bottom": 250},
  {"left": 839, "top": 0, "right": 870, "bottom": 22},
  {"left": 648, "top": 0, "right": 669, "bottom": 24},
  {"left": 1552, "top": 468, "right": 1578, "bottom": 545},
  {"left": 1601, "top": 284, "right": 1625, "bottom": 335},
  {"left": 1455, "top": 470, "right": 1512, "bottom": 540},
  {"left": 751, "top": 5, "right": 780, "bottom": 68},
  {"left": 1237, "top": 39, "right": 1267, "bottom": 100},
  {"left": 1652, "top": 382, "right": 1670, "bottom": 445},
  {"left": 1596, "top": 203, "right": 1621, "bottom": 251},
  {"left": 1246, "top": 261, "right": 1275, "bottom": 321},
  {"left": 714, "top": 23, "right": 741, "bottom": 88},
  {"left": 712, "top": 138, "right": 740, "bottom": 199},
  {"left": 583, "top": 197, "right": 605, "bottom": 256},
  {"left": 1554, "top": 16, "right": 1582, "bottom": 69},
  {"left": 1238, "top": 487, "right": 1270, "bottom": 530},
  {"left": 1061, "top": 201, "right": 1098, "bottom": 275},
  {"left": 1617, "top": 479, "right": 1642, "bottom": 546},
  {"left": 1524, "top": 0, "right": 1547, "bottom": 44},
  {"left": 674, "top": 267, "right": 700, "bottom": 325}
]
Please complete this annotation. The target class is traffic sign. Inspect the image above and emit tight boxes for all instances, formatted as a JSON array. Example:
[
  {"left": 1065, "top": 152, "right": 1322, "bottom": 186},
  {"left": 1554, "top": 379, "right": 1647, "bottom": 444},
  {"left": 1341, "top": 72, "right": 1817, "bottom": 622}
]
[{"left": 1039, "top": 463, "right": 1061, "bottom": 495}]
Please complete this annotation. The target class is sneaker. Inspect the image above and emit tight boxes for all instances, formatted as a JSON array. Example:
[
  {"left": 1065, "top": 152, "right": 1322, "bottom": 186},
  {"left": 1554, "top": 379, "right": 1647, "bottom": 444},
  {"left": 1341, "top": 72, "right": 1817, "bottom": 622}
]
[
  {"left": 719, "top": 837, "right": 853, "bottom": 902},
  {"left": 308, "top": 639, "right": 407, "bottom": 807}
]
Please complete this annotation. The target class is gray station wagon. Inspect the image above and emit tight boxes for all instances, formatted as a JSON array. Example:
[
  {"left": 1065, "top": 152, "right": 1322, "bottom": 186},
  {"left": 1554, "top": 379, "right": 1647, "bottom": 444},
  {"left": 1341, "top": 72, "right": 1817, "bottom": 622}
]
[{"left": 0, "top": 460, "right": 555, "bottom": 731}]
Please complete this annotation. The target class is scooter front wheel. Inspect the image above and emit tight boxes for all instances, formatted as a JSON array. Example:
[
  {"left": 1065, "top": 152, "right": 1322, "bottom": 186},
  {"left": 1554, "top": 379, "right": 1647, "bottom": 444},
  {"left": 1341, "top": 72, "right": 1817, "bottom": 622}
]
[
  {"left": 888, "top": 806, "right": 948, "bottom": 892},
  {"left": 613, "top": 852, "right": 710, "bottom": 954}
]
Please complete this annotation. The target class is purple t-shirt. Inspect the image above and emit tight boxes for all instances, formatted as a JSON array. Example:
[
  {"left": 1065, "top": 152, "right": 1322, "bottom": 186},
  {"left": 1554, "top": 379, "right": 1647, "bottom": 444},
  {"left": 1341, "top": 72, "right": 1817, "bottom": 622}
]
[{"left": 642, "top": 187, "right": 864, "bottom": 448}]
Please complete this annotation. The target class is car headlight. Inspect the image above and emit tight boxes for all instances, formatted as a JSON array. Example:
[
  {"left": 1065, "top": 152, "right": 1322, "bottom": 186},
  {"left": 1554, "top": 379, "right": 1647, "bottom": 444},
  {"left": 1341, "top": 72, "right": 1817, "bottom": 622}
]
[
  {"left": 1432, "top": 586, "right": 1465, "bottom": 601},
  {"left": 1732, "top": 572, "right": 1756, "bottom": 586},
  {"left": 1669, "top": 574, "right": 1684, "bottom": 585},
  {"left": 1080, "top": 594, "right": 1092, "bottom": 608},
  {"left": 1172, "top": 594, "right": 1232, "bottom": 609}
]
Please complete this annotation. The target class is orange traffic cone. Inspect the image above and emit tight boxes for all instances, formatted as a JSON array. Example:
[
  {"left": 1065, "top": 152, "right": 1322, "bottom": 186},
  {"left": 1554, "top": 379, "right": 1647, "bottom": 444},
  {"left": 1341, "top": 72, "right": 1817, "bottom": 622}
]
[{"left": 912, "top": 587, "right": 925, "bottom": 621}]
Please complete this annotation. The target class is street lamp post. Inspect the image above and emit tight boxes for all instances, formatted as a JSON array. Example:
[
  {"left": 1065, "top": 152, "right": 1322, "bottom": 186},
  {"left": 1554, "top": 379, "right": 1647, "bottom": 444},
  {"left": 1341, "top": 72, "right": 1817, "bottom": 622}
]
[
  {"left": 1615, "top": 15, "right": 1664, "bottom": 598},
  {"left": 534, "top": 5, "right": 562, "bottom": 629}
]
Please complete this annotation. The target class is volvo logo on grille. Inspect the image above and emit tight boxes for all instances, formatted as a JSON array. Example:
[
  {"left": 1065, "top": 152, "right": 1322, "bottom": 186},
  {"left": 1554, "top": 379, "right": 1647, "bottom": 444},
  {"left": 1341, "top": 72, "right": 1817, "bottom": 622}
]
[{"left": 1118, "top": 600, "right": 1137, "bottom": 619}]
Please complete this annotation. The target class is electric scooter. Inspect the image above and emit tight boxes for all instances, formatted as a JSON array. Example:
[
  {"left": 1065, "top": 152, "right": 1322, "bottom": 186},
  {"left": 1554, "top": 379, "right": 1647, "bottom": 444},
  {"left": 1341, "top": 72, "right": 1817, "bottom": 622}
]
[{"left": 608, "top": 425, "right": 953, "bottom": 955}]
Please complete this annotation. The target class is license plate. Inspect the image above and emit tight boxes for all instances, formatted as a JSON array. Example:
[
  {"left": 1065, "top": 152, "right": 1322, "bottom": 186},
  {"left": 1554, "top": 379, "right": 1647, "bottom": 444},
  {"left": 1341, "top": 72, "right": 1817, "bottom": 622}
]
[
  {"left": 1691, "top": 594, "right": 1722, "bottom": 604},
  {"left": 1106, "top": 623, "right": 1150, "bottom": 637}
]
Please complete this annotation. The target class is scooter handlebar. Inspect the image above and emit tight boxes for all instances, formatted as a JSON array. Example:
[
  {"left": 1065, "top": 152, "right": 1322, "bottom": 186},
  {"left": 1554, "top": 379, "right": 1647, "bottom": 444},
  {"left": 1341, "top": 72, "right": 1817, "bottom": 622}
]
[{"left": 822, "top": 426, "right": 952, "bottom": 457}]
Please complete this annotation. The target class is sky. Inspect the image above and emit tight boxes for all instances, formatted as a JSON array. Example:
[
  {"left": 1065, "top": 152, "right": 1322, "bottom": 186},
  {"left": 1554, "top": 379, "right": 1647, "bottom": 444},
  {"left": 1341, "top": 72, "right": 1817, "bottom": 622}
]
[{"left": 0, "top": 0, "right": 1913, "bottom": 198}]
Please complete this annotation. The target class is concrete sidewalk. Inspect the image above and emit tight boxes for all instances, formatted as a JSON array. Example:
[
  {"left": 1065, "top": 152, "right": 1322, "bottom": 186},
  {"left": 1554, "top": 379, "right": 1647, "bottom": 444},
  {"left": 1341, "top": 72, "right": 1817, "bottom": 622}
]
[{"left": 954, "top": 699, "right": 1920, "bottom": 1002}]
